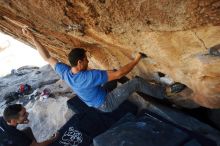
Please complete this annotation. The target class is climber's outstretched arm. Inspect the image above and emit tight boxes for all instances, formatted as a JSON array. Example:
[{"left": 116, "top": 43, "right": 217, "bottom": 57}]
[
  {"left": 107, "top": 53, "right": 142, "bottom": 81},
  {"left": 22, "top": 28, "right": 58, "bottom": 69}
]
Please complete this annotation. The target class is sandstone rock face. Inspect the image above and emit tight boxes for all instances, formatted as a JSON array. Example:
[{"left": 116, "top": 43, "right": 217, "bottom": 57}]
[{"left": 0, "top": 0, "right": 219, "bottom": 108}]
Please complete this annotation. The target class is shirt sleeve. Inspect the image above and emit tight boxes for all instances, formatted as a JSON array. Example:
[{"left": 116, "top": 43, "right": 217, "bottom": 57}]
[{"left": 54, "top": 62, "right": 71, "bottom": 80}]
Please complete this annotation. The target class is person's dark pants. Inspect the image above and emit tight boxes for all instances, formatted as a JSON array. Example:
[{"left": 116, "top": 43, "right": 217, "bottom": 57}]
[{"left": 98, "top": 77, "right": 167, "bottom": 112}]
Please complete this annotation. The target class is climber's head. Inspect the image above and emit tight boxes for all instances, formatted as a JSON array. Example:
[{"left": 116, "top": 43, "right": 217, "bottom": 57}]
[{"left": 68, "top": 48, "right": 88, "bottom": 70}]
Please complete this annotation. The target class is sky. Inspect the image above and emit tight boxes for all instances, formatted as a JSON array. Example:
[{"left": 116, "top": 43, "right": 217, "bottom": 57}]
[{"left": 0, "top": 32, "right": 47, "bottom": 77}]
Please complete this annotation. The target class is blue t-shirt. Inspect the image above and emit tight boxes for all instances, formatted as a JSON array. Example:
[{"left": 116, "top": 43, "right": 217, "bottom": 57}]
[{"left": 55, "top": 63, "right": 108, "bottom": 108}]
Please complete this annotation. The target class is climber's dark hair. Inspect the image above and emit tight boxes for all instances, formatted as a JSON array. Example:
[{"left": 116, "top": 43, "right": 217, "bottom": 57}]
[
  {"left": 68, "top": 48, "right": 86, "bottom": 67},
  {"left": 3, "top": 104, "right": 22, "bottom": 122}
]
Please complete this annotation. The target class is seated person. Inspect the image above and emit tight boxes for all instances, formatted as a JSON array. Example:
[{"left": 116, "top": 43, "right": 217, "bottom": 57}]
[{"left": 0, "top": 104, "right": 58, "bottom": 146}]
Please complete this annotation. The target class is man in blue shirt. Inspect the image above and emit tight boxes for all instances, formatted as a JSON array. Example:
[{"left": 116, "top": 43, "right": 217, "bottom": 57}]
[
  {"left": 0, "top": 104, "right": 58, "bottom": 146},
  {"left": 22, "top": 28, "right": 185, "bottom": 112}
]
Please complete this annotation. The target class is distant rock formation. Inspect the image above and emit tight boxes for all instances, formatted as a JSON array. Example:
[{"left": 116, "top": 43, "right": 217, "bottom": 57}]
[{"left": 0, "top": 0, "right": 219, "bottom": 108}]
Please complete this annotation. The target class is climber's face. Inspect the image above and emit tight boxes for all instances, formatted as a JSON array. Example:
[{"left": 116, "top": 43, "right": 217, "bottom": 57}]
[{"left": 79, "top": 55, "right": 89, "bottom": 71}]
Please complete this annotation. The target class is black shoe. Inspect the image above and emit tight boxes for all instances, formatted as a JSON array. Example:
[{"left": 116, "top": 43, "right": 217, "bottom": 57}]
[{"left": 170, "top": 82, "right": 186, "bottom": 93}]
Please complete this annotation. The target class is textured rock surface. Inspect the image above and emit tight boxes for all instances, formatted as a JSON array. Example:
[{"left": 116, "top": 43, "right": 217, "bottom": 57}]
[{"left": 0, "top": 0, "right": 220, "bottom": 108}]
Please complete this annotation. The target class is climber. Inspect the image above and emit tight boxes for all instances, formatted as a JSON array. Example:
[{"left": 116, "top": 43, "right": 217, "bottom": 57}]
[
  {"left": 22, "top": 27, "right": 186, "bottom": 112},
  {"left": 0, "top": 104, "right": 58, "bottom": 146}
]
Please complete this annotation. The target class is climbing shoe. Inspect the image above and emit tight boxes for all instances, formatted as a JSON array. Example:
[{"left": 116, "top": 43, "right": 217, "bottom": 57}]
[{"left": 170, "top": 82, "right": 186, "bottom": 93}]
